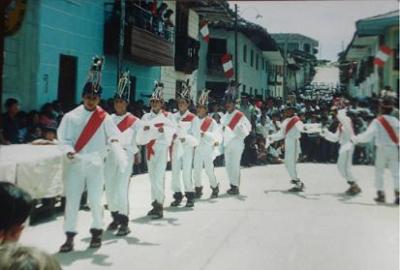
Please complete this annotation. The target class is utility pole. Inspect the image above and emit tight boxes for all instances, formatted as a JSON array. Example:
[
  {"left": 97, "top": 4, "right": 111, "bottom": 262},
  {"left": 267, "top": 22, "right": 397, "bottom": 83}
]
[
  {"left": 117, "top": 0, "right": 126, "bottom": 85},
  {"left": 234, "top": 4, "right": 238, "bottom": 85},
  {"left": 283, "top": 36, "right": 288, "bottom": 101}
]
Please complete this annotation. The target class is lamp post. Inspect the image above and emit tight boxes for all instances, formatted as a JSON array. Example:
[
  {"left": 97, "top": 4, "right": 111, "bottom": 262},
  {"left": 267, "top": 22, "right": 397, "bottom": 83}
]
[
  {"left": 117, "top": 0, "right": 126, "bottom": 84},
  {"left": 0, "top": 0, "right": 5, "bottom": 115}
]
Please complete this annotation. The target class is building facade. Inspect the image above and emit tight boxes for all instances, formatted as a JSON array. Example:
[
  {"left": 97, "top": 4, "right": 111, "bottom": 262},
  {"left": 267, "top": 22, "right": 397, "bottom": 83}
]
[{"left": 339, "top": 10, "right": 399, "bottom": 98}]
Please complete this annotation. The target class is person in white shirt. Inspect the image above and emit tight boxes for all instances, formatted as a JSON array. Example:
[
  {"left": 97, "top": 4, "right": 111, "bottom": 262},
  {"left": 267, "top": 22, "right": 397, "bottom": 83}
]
[
  {"left": 104, "top": 72, "right": 141, "bottom": 236},
  {"left": 268, "top": 105, "right": 306, "bottom": 192},
  {"left": 192, "top": 90, "right": 222, "bottom": 199},
  {"left": 57, "top": 57, "right": 125, "bottom": 252},
  {"left": 321, "top": 106, "right": 361, "bottom": 196},
  {"left": 351, "top": 96, "right": 399, "bottom": 205},
  {"left": 221, "top": 81, "right": 252, "bottom": 195},
  {"left": 137, "top": 82, "right": 176, "bottom": 218},
  {"left": 170, "top": 80, "right": 198, "bottom": 208}
]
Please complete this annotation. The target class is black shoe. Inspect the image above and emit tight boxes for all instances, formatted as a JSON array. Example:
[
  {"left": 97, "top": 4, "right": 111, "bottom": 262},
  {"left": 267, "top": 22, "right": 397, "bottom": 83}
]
[
  {"left": 195, "top": 186, "right": 203, "bottom": 199},
  {"left": 89, "top": 229, "right": 103, "bottom": 249},
  {"left": 185, "top": 192, "right": 195, "bottom": 208},
  {"left": 227, "top": 185, "right": 239, "bottom": 195},
  {"left": 170, "top": 192, "right": 183, "bottom": 207},
  {"left": 107, "top": 211, "right": 120, "bottom": 231},
  {"left": 147, "top": 201, "right": 163, "bottom": 219},
  {"left": 374, "top": 191, "right": 385, "bottom": 203},
  {"left": 116, "top": 214, "right": 131, "bottom": 236},
  {"left": 211, "top": 185, "right": 219, "bottom": 198},
  {"left": 59, "top": 232, "right": 76, "bottom": 253},
  {"left": 345, "top": 183, "right": 362, "bottom": 196},
  {"left": 288, "top": 180, "right": 304, "bottom": 192}
]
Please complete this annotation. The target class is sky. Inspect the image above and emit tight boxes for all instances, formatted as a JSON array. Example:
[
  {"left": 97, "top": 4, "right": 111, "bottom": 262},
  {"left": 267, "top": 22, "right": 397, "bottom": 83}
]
[{"left": 229, "top": 1, "right": 399, "bottom": 61}]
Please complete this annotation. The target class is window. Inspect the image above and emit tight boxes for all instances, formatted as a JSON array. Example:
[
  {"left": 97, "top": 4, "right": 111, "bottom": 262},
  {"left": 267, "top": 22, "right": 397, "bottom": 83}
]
[
  {"left": 250, "top": 49, "right": 254, "bottom": 67},
  {"left": 255, "top": 89, "right": 258, "bottom": 96},
  {"left": 262, "top": 59, "right": 264, "bottom": 70},
  {"left": 249, "top": 87, "right": 253, "bottom": 95},
  {"left": 242, "top": 84, "right": 246, "bottom": 93},
  {"left": 303, "top": 43, "right": 311, "bottom": 53},
  {"left": 394, "top": 42, "right": 399, "bottom": 71},
  {"left": 256, "top": 54, "right": 259, "bottom": 70},
  {"left": 243, "top": 45, "right": 247, "bottom": 63}
]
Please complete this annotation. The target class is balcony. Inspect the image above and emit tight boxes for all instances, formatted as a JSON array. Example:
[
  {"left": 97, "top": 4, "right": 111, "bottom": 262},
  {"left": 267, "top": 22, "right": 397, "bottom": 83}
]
[
  {"left": 207, "top": 53, "right": 224, "bottom": 76},
  {"left": 104, "top": 3, "right": 175, "bottom": 66},
  {"left": 175, "top": 35, "right": 200, "bottom": 74}
]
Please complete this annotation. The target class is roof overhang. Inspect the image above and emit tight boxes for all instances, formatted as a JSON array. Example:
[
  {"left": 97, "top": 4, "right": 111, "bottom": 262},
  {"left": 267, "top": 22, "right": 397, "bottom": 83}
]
[{"left": 263, "top": 51, "right": 284, "bottom": 65}]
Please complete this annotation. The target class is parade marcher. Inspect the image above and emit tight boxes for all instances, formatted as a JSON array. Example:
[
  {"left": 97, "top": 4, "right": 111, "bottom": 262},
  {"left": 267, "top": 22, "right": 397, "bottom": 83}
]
[
  {"left": 192, "top": 90, "right": 222, "bottom": 199},
  {"left": 221, "top": 81, "right": 252, "bottom": 195},
  {"left": 137, "top": 82, "right": 175, "bottom": 218},
  {"left": 170, "top": 80, "right": 198, "bottom": 207},
  {"left": 104, "top": 71, "right": 141, "bottom": 236},
  {"left": 57, "top": 57, "right": 127, "bottom": 252},
  {"left": 351, "top": 96, "right": 399, "bottom": 204},
  {"left": 268, "top": 104, "right": 306, "bottom": 192},
  {"left": 321, "top": 106, "right": 361, "bottom": 195}
]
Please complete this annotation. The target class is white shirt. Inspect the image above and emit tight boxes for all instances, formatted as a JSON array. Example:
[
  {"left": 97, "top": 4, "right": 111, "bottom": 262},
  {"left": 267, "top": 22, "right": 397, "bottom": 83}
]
[
  {"left": 192, "top": 116, "right": 222, "bottom": 147},
  {"left": 354, "top": 115, "right": 399, "bottom": 147},
  {"left": 270, "top": 115, "right": 304, "bottom": 142},
  {"left": 57, "top": 105, "right": 120, "bottom": 162},
  {"left": 140, "top": 110, "right": 176, "bottom": 146},
  {"left": 111, "top": 112, "right": 142, "bottom": 155}
]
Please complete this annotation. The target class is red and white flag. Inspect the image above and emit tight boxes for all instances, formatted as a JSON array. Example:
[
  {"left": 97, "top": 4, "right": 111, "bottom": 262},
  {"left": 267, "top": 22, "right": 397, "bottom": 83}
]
[
  {"left": 374, "top": 45, "right": 392, "bottom": 67},
  {"left": 221, "top": 53, "right": 234, "bottom": 78},
  {"left": 200, "top": 21, "right": 209, "bottom": 43}
]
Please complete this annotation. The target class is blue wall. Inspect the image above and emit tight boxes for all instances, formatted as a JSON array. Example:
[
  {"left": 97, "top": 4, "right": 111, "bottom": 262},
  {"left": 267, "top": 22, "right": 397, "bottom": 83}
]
[{"left": 9, "top": 0, "right": 161, "bottom": 109}]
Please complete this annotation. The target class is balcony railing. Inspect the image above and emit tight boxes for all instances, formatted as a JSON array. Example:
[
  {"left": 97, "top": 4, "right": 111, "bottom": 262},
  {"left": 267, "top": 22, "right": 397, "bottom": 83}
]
[
  {"left": 207, "top": 53, "right": 224, "bottom": 75},
  {"left": 104, "top": 3, "right": 175, "bottom": 66}
]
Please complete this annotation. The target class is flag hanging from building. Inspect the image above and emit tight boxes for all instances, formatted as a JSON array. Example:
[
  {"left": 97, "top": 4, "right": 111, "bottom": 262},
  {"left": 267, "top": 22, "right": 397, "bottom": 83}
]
[
  {"left": 221, "top": 53, "right": 234, "bottom": 78},
  {"left": 200, "top": 21, "right": 209, "bottom": 43},
  {"left": 374, "top": 46, "right": 392, "bottom": 67}
]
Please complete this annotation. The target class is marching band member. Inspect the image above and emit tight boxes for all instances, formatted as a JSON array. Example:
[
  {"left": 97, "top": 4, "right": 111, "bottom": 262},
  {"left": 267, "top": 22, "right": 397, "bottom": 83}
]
[
  {"left": 221, "top": 81, "right": 251, "bottom": 195},
  {"left": 58, "top": 57, "right": 126, "bottom": 252},
  {"left": 321, "top": 106, "right": 361, "bottom": 195},
  {"left": 351, "top": 96, "right": 399, "bottom": 205},
  {"left": 170, "top": 80, "right": 198, "bottom": 208},
  {"left": 137, "top": 82, "right": 175, "bottom": 219},
  {"left": 104, "top": 71, "right": 141, "bottom": 236},
  {"left": 268, "top": 105, "right": 305, "bottom": 192},
  {"left": 192, "top": 90, "right": 222, "bottom": 199}
]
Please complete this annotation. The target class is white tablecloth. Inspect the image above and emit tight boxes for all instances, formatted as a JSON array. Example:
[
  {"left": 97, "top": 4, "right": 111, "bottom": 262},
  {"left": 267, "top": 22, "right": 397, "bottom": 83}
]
[{"left": 0, "top": 144, "right": 64, "bottom": 199}]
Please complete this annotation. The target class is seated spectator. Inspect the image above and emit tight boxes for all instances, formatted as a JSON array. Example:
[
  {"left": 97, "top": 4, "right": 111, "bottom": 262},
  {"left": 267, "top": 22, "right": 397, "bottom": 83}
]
[
  {"left": 1, "top": 98, "right": 20, "bottom": 144},
  {"left": 0, "top": 182, "right": 34, "bottom": 244},
  {"left": 31, "top": 123, "right": 58, "bottom": 145},
  {"left": 16, "top": 111, "right": 29, "bottom": 143},
  {"left": 0, "top": 243, "right": 61, "bottom": 270},
  {"left": 39, "top": 103, "right": 57, "bottom": 128}
]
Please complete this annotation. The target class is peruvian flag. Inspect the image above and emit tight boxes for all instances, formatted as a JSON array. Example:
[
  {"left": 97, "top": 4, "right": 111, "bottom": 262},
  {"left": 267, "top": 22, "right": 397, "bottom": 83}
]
[
  {"left": 200, "top": 21, "right": 209, "bottom": 43},
  {"left": 374, "top": 45, "right": 392, "bottom": 67},
  {"left": 221, "top": 53, "right": 234, "bottom": 78}
]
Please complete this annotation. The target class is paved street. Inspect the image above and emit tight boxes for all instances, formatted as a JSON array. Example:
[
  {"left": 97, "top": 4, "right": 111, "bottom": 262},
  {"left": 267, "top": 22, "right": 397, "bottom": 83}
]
[{"left": 20, "top": 164, "right": 399, "bottom": 270}]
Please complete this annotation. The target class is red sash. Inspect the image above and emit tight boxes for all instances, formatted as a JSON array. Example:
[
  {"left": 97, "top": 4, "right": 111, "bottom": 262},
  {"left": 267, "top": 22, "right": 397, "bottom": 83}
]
[
  {"left": 182, "top": 113, "right": 195, "bottom": 122},
  {"left": 228, "top": 112, "right": 243, "bottom": 130},
  {"left": 146, "top": 123, "right": 164, "bottom": 160},
  {"left": 74, "top": 107, "right": 106, "bottom": 153},
  {"left": 200, "top": 117, "right": 213, "bottom": 132},
  {"left": 377, "top": 116, "right": 399, "bottom": 145},
  {"left": 285, "top": 116, "right": 300, "bottom": 135},
  {"left": 117, "top": 114, "right": 137, "bottom": 132}
]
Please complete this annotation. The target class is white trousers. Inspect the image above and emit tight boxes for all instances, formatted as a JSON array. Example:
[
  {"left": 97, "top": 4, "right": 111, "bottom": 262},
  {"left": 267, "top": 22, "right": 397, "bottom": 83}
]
[
  {"left": 337, "top": 146, "right": 357, "bottom": 183},
  {"left": 224, "top": 140, "right": 244, "bottom": 187},
  {"left": 63, "top": 159, "right": 104, "bottom": 233},
  {"left": 104, "top": 153, "right": 133, "bottom": 216},
  {"left": 374, "top": 146, "right": 399, "bottom": 191},
  {"left": 284, "top": 139, "right": 300, "bottom": 180},
  {"left": 147, "top": 144, "right": 168, "bottom": 204},
  {"left": 171, "top": 145, "right": 194, "bottom": 193},
  {"left": 193, "top": 144, "right": 218, "bottom": 188}
]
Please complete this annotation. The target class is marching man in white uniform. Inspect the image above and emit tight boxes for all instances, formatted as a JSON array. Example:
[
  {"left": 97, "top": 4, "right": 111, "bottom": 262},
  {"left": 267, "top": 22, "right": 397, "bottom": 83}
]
[
  {"left": 193, "top": 90, "right": 222, "bottom": 199},
  {"left": 221, "top": 81, "right": 251, "bottom": 195},
  {"left": 321, "top": 106, "right": 361, "bottom": 195},
  {"left": 351, "top": 96, "right": 399, "bottom": 205},
  {"left": 137, "top": 82, "right": 175, "bottom": 218},
  {"left": 268, "top": 105, "right": 306, "bottom": 192},
  {"left": 170, "top": 80, "right": 198, "bottom": 208},
  {"left": 58, "top": 57, "right": 126, "bottom": 252},
  {"left": 104, "top": 71, "right": 141, "bottom": 236}
]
